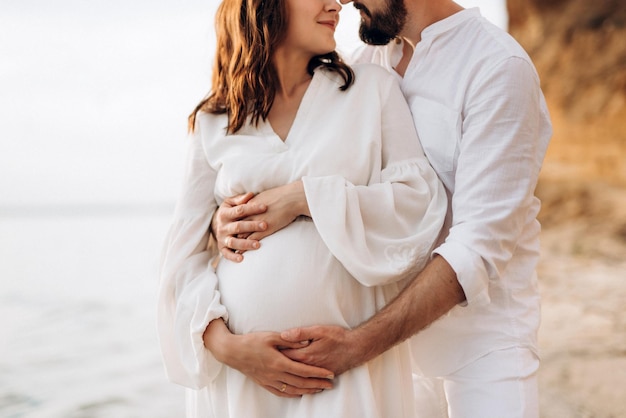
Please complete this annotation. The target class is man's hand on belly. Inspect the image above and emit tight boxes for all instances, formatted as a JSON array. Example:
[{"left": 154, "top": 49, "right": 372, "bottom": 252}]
[
  {"left": 280, "top": 325, "right": 366, "bottom": 376},
  {"left": 204, "top": 319, "right": 335, "bottom": 397}
]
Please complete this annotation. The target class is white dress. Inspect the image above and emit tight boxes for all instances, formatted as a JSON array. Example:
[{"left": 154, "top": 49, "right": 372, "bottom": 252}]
[{"left": 157, "top": 64, "right": 447, "bottom": 418}]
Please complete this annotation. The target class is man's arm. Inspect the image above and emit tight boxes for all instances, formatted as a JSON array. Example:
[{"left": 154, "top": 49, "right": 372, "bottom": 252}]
[{"left": 281, "top": 255, "right": 465, "bottom": 375}]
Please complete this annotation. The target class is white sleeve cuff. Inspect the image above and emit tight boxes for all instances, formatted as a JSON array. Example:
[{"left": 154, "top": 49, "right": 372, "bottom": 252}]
[{"left": 434, "top": 240, "right": 490, "bottom": 307}]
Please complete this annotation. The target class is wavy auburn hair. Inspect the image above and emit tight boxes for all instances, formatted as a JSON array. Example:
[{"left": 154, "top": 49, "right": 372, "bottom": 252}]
[{"left": 189, "top": 0, "right": 355, "bottom": 134}]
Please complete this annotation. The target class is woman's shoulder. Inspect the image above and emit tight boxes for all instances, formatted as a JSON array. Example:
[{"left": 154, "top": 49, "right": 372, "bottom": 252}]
[
  {"left": 188, "top": 111, "right": 231, "bottom": 150},
  {"left": 351, "top": 62, "right": 395, "bottom": 83},
  {"left": 350, "top": 64, "right": 401, "bottom": 104},
  {"left": 317, "top": 63, "right": 399, "bottom": 106},
  {"left": 349, "top": 63, "right": 399, "bottom": 95},
  {"left": 193, "top": 110, "right": 229, "bottom": 136},
  {"left": 318, "top": 62, "right": 394, "bottom": 88}
]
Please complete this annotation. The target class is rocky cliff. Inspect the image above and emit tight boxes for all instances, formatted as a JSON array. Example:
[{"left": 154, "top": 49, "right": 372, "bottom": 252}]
[
  {"left": 507, "top": 5, "right": 626, "bottom": 416},
  {"left": 508, "top": 0, "right": 626, "bottom": 186}
]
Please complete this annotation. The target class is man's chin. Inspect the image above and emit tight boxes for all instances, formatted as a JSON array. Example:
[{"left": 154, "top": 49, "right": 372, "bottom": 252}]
[{"left": 359, "top": 28, "right": 396, "bottom": 45}]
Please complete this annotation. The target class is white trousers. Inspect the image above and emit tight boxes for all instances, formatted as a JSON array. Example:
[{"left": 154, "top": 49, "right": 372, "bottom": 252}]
[{"left": 414, "top": 347, "right": 540, "bottom": 418}]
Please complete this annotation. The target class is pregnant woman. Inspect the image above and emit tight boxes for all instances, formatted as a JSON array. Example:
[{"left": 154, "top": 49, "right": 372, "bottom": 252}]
[{"left": 157, "top": 0, "right": 446, "bottom": 416}]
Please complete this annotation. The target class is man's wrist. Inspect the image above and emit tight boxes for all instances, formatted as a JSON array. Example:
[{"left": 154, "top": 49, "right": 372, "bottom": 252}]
[{"left": 343, "top": 327, "right": 378, "bottom": 371}]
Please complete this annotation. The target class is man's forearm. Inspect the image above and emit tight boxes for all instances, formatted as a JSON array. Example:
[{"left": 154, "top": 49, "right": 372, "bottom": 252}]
[{"left": 351, "top": 255, "right": 466, "bottom": 364}]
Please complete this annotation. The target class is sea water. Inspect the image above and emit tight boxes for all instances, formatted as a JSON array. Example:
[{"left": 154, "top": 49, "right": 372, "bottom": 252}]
[{"left": 0, "top": 206, "right": 185, "bottom": 417}]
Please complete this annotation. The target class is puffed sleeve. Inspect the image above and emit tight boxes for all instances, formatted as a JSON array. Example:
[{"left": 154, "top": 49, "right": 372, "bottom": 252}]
[
  {"left": 302, "top": 74, "right": 447, "bottom": 286},
  {"left": 156, "top": 117, "right": 227, "bottom": 389}
]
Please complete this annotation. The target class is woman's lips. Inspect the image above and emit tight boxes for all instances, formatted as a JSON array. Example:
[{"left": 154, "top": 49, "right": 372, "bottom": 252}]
[{"left": 318, "top": 20, "right": 337, "bottom": 31}]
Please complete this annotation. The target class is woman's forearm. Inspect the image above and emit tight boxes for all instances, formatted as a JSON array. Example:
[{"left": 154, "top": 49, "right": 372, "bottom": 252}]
[{"left": 203, "top": 318, "right": 234, "bottom": 364}]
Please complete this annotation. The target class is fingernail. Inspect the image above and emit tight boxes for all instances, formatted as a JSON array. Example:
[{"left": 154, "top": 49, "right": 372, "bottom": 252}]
[
  {"left": 252, "top": 242, "right": 260, "bottom": 249},
  {"left": 315, "top": 389, "right": 324, "bottom": 393},
  {"left": 259, "top": 221, "right": 267, "bottom": 230},
  {"left": 326, "top": 374, "right": 334, "bottom": 380},
  {"left": 299, "top": 340, "right": 309, "bottom": 345}
]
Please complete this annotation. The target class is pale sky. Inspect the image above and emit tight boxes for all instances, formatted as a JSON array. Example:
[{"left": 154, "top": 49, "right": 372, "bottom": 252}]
[{"left": 0, "top": 1, "right": 507, "bottom": 208}]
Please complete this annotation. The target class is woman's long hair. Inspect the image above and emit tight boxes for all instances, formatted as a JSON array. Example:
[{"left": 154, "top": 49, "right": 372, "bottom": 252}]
[{"left": 189, "top": 0, "right": 354, "bottom": 134}]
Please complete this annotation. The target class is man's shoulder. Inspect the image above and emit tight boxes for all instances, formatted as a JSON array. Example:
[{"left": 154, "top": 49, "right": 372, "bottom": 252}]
[{"left": 458, "top": 16, "right": 532, "bottom": 64}]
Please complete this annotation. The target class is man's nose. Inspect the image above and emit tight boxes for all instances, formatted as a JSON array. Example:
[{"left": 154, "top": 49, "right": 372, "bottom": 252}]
[{"left": 339, "top": 0, "right": 353, "bottom": 4}]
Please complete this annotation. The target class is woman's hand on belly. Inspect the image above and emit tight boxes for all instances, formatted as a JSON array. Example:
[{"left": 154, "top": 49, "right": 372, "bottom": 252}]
[
  {"left": 211, "top": 192, "right": 268, "bottom": 263},
  {"left": 212, "top": 182, "right": 309, "bottom": 261},
  {"left": 203, "top": 319, "right": 335, "bottom": 397},
  {"left": 244, "top": 181, "right": 310, "bottom": 243}
]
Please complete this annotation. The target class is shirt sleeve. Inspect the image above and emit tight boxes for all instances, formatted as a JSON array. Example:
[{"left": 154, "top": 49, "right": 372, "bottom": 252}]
[
  {"left": 434, "top": 56, "right": 552, "bottom": 306},
  {"left": 302, "top": 74, "right": 447, "bottom": 287},
  {"left": 156, "top": 120, "right": 227, "bottom": 389}
]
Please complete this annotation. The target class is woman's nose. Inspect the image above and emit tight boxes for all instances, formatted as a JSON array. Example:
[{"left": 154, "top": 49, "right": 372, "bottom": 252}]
[{"left": 326, "top": 0, "right": 343, "bottom": 12}]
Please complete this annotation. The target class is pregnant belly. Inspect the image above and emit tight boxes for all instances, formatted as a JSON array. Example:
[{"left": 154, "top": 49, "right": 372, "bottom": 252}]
[{"left": 216, "top": 218, "right": 371, "bottom": 334}]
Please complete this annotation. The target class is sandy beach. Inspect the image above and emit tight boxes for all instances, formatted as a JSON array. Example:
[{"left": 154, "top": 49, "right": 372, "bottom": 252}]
[{"left": 536, "top": 180, "right": 626, "bottom": 417}]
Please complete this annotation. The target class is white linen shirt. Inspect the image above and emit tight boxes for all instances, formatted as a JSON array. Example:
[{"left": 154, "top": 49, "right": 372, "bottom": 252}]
[{"left": 353, "top": 8, "right": 552, "bottom": 376}]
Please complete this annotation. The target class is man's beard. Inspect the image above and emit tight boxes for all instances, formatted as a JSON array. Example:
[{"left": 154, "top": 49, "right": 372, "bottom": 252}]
[{"left": 354, "top": 0, "right": 407, "bottom": 45}]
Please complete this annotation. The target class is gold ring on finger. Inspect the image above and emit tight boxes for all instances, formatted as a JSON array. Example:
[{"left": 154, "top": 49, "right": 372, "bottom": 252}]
[{"left": 280, "top": 383, "right": 286, "bottom": 392}]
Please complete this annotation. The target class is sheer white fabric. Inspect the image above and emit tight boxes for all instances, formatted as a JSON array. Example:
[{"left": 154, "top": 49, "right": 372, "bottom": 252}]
[{"left": 157, "top": 64, "right": 447, "bottom": 417}]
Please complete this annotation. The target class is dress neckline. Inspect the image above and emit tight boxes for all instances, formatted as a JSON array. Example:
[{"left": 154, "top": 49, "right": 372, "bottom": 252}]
[{"left": 263, "top": 69, "right": 321, "bottom": 145}]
